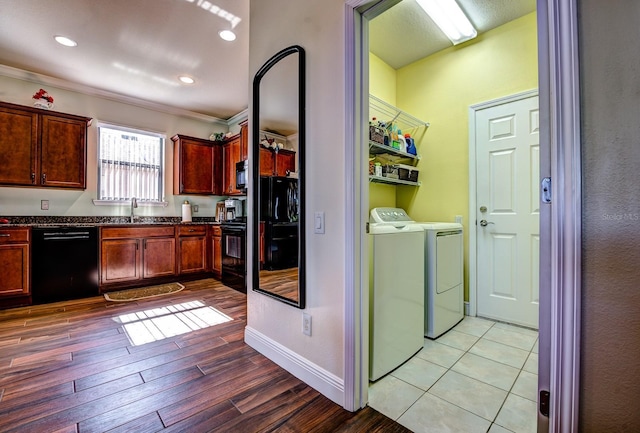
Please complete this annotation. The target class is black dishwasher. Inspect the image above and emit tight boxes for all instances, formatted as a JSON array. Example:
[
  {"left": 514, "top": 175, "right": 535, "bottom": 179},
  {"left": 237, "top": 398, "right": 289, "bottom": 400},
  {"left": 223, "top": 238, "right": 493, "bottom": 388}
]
[{"left": 32, "top": 226, "right": 99, "bottom": 304}]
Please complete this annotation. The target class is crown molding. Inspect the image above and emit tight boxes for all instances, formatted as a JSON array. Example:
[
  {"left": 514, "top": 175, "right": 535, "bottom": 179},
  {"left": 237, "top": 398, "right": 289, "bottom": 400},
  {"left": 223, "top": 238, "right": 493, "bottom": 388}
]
[{"left": 0, "top": 64, "right": 235, "bottom": 126}]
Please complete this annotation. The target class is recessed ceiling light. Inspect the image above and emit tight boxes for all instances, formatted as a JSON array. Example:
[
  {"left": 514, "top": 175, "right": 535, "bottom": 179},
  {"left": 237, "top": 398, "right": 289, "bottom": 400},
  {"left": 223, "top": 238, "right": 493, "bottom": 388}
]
[
  {"left": 219, "top": 30, "right": 236, "bottom": 42},
  {"left": 178, "top": 75, "right": 195, "bottom": 84},
  {"left": 54, "top": 35, "right": 78, "bottom": 47}
]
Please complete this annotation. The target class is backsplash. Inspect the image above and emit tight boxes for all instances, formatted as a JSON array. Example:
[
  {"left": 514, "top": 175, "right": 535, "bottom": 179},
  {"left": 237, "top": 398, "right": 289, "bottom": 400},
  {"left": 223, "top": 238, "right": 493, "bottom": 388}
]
[{"left": 0, "top": 216, "right": 219, "bottom": 226}]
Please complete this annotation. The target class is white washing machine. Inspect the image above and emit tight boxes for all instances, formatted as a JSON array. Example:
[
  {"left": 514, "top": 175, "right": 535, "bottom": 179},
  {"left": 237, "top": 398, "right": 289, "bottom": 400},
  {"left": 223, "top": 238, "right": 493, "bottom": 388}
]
[
  {"left": 369, "top": 208, "right": 425, "bottom": 381},
  {"left": 414, "top": 222, "right": 464, "bottom": 339}
]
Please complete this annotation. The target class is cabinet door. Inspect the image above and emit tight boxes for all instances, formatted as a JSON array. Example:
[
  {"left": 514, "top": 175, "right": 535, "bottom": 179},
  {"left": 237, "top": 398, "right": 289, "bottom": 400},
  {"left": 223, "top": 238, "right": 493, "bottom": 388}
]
[
  {"left": 259, "top": 147, "right": 275, "bottom": 176},
  {"left": 240, "top": 121, "right": 248, "bottom": 161},
  {"left": 178, "top": 236, "right": 207, "bottom": 274},
  {"left": 101, "top": 239, "right": 141, "bottom": 284},
  {"left": 276, "top": 150, "right": 296, "bottom": 177},
  {"left": 174, "top": 136, "right": 222, "bottom": 195},
  {"left": 225, "top": 136, "right": 243, "bottom": 195},
  {"left": 0, "top": 106, "right": 38, "bottom": 186},
  {"left": 40, "top": 115, "right": 87, "bottom": 189},
  {"left": 212, "top": 234, "right": 222, "bottom": 276},
  {"left": 0, "top": 243, "right": 29, "bottom": 297},
  {"left": 143, "top": 237, "right": 176, "bottom": 279}
]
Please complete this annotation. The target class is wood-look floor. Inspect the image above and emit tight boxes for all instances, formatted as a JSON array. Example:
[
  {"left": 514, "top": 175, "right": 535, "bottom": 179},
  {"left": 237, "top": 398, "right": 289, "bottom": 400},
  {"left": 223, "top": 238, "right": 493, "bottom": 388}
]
[{"left": 0, "top": 279, "right": 409, "bottom": 433}]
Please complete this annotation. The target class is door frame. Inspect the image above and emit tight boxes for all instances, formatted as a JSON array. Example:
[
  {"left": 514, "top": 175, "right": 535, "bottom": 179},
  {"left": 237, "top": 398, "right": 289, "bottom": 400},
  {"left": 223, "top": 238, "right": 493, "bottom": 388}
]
[
  {"left": 344, "top": 0, "right": 582, "bottom": 431},
  {"left": 467, "top": 89, "right": 539, "bottom": 320}
]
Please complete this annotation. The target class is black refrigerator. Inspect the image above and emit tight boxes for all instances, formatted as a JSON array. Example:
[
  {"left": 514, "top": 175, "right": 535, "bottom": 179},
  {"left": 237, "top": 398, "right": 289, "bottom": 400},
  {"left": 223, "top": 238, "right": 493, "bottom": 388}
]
[{"left": 260, "top": 176, "right": 299, "bottom": 270}]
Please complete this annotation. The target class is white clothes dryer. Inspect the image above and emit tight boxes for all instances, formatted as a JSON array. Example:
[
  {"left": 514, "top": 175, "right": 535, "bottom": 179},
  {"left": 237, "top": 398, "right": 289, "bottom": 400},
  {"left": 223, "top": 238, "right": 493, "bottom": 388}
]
[
  {"left": 414, "top": 222, "right": 464, "bottom": 339},
  {"left": 368, "top": 208, "right": 425, "bottom": 381}
]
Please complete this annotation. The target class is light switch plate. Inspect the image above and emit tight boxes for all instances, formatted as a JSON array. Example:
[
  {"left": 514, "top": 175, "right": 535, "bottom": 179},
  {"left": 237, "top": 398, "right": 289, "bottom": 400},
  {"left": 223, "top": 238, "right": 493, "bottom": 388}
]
[
  {"left": 314, "top": 212, "right": 325, "bottom": 234},
  {"left": 41, "top": 200, "right": 49, "bottom": 210}
]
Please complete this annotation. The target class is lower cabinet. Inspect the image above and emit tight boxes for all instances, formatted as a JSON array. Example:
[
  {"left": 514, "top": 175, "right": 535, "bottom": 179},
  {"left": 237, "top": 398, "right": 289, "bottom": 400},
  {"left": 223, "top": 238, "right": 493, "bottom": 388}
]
[
  {"left": 0, "top": 228, "right": 30, "bottom": 298},
  {"left": 208, "top": 225, "right": 222, "bottom": 277},
  {"left": 100, "top": 226, "right": 176, "bottom": 287},
  {"left": 177, "top": 225, "right": 207, "bottom": 274}
]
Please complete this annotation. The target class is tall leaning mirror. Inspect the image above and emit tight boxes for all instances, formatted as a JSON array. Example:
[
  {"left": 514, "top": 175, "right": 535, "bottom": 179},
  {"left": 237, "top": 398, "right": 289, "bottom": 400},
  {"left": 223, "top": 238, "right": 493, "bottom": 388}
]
[{"left": 252, "top": 45, "right": 305, "bottom": 308}]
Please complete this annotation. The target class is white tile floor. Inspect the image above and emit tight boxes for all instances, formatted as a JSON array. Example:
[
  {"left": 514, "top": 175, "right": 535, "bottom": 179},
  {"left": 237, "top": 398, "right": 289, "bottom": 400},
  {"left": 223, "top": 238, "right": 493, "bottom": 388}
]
[{"left": 368, "top": 316, "right": 538, "bottom": 433}]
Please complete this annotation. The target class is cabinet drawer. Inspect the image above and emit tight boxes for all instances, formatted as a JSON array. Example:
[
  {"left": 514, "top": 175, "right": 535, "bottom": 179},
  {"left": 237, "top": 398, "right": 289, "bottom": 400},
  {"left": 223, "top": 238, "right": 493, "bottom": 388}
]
[
  {"left": 101, "top": 226, "right": 175, "bottom": 239},
  {"left": 177, "top": 225, "right": 207, "bottom": 237},
  {"left": 208, "top": 225, "right": 221, "bottom": 236},
  {"left": 0, "top": 228, "right": 30, "bottom": 244}
]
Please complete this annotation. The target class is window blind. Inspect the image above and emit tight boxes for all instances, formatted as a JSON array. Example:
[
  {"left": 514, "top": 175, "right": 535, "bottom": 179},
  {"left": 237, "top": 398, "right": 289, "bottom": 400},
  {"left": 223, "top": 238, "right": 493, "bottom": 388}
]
[{"left": 98, "top": 126, "right": 164, "bottom": 201}]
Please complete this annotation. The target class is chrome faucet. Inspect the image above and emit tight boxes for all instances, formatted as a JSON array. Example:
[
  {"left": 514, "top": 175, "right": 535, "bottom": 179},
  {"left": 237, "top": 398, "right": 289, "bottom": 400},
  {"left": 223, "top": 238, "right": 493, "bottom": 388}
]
[{"left": 130, "top": 197, "right": 137, "bottom": 223}]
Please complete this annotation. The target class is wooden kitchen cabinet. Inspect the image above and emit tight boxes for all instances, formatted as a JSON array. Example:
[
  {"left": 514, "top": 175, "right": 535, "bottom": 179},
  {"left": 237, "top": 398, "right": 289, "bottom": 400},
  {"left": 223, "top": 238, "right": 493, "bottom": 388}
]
[
  {"left": 177, "top": 225, "right": 207, "bottom": 274},
  {"left": 0, "top": 228, "right": 30, "bottom": 297},
  {"left": 259, "top": 147, "right": 296, "bottom": 177},
  {"left": 0, "top": 101, "right": 90, "bottom": 189},
  {"left": 172, "top": 134, "right": 222, "bottom": 195},
  {"left": 208, "top": 225, "right": 222, "bottom": 278},
  {"left": 100, "top": 226, "right": 176, "bottom": 287},
  {"left": 222, "top": 121, "right": 248, "bottom": 195}
]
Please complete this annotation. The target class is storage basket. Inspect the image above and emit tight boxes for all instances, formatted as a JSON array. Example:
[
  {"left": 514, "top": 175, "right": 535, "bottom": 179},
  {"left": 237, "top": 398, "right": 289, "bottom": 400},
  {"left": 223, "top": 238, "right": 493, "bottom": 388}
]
[
  {"left": 396, "top": 164, "right": 419, "bottom": 182},
  {"left": 382, "top": 165, "right": 399, "bottom": 179},
  {"left": 369, "top": 125, "right": 385, "bottom": 144}
]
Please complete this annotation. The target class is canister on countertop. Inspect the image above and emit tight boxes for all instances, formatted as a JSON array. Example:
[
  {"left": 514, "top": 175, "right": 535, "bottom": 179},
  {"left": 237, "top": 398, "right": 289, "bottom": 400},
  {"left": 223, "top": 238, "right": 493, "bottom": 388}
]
[{"left": 181, "top": 200, "right": 192, "bottom": 222}]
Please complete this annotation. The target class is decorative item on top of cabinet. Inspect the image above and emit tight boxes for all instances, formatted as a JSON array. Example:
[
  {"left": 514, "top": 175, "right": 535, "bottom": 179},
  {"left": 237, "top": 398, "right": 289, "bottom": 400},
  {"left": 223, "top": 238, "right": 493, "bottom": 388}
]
[
  {"left": 100, "top": 226, "right": 176, "bottom": 288},
  {"left": 258, "top": 131, "right": 296, "bottom": 177},
  {"left": 172, "top": 134, "right": 222, "bottom": 195},
  {"left": 177, "top": 225, "right": 207, "bottom": 274},
  {"left": 0, "top": 101, "right": 91, "bottom": 189},
  {"left": 0, "top": 227, "right": 30, "bottom": 299},
  {"left": 367, "top": 94, "right": 429, "bottom": 187}
]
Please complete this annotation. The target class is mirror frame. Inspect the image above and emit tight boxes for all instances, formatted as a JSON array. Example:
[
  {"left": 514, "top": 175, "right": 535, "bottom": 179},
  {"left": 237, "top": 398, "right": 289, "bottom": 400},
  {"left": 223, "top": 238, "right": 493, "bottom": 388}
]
[{"left": 251, "top": 45, "right": 306, "bottom": 308}]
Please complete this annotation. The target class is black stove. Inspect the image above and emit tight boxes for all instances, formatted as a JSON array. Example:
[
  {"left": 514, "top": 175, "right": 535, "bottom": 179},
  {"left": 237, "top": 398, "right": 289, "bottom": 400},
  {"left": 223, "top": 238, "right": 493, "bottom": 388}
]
[{"left": 220, "top": 217, "right": 246, "bottom": 293}]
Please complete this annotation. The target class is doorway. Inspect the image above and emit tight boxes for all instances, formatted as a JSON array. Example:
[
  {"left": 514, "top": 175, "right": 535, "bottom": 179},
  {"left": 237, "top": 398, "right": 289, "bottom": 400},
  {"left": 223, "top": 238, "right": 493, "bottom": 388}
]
[{"left": 346, "top": 0, "right": 582, "bottom": 430}]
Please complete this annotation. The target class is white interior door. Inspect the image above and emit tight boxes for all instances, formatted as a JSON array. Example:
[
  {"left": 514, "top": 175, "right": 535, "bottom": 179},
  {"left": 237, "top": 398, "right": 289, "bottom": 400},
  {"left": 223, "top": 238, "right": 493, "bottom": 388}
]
[{"left": 475, "top": 95, "right": 539, "bottom": 329}]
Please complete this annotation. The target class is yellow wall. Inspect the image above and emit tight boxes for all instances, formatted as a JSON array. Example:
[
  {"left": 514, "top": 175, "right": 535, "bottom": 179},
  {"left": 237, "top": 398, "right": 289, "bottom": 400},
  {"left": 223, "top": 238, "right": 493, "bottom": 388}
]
[
  {"left": 371, "top": 13, "right": 538, "bottom": 300},
  {"left": 368, "top": 53, "right": 398, "bottom": 210}
]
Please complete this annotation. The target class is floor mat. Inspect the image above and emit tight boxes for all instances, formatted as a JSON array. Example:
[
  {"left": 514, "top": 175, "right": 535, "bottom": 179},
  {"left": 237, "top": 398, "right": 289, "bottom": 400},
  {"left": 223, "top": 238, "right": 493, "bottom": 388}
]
[{"left": 104, "top": 282, "right": 185, "bottom": 302}]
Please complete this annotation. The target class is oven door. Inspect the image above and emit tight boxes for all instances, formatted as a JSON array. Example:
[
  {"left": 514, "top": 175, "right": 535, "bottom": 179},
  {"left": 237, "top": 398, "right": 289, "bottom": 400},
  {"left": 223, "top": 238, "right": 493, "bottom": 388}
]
[
  {"left": 221, "top": 224, "right": 246, "bottom": 293},
  {"left": 235, "top": 160, "right": 248, "bottom": 191}
]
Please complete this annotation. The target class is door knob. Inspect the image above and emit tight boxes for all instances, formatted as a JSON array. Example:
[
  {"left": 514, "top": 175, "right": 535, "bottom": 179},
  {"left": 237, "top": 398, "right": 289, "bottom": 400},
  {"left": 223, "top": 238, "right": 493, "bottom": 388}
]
[{"left": 479, "top": 219, "right": 494, "bottom": 227}]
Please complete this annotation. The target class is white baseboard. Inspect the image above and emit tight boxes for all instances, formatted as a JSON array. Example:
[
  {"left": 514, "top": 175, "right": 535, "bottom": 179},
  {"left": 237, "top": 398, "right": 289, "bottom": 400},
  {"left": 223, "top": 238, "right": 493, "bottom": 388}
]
[{"left": 244, "top": 326, "right": 345, "bottom": 407}]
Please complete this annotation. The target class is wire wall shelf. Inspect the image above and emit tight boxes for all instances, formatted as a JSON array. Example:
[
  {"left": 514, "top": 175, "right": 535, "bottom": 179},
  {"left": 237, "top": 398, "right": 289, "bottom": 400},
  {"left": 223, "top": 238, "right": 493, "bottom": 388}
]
[{"left": 369, "top": 94, "right": 430, "bottom": 133}]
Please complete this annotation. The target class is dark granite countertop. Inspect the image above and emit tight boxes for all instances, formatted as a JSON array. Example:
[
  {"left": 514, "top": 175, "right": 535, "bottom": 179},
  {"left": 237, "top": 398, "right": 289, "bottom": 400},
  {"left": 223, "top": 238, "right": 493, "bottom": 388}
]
[{"left": 0, "top": 216, "right": 221, "bottom": 228}]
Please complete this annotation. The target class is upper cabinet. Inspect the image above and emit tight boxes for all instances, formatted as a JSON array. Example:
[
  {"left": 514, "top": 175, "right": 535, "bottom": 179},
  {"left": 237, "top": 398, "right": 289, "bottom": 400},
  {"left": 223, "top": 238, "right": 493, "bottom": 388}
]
[
  {"left": 172, "top": 134, "right": 222, "bottom": 195},
  {"left": 222, "top": 120, "right": 248, "bottom": 196},
  {"left": 0, "top": 101, "right": 90, "bottom": 189}
]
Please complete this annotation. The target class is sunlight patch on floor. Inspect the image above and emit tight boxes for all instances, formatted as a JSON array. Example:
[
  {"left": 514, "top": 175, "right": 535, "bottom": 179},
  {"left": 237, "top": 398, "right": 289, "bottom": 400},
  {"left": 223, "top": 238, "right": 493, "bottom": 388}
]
[{"left": 113, "top": 300, "right": 233, "bottom": 346}]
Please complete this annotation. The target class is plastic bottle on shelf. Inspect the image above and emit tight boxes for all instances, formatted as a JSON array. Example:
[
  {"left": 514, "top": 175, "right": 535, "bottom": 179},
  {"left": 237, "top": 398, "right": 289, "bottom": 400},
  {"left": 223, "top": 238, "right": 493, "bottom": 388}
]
[
  {"left": 405, "top": 133, "right": 417, "bottom": 155},
  {"left": 397, "top": 129, "right": 407, "bottom": 152}
]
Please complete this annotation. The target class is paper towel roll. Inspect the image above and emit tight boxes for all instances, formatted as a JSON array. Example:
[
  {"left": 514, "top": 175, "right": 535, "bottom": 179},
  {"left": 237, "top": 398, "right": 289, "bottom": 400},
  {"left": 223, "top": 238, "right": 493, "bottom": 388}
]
[{"left": 181, "top": 201, "right": 192, "bottom": 222}]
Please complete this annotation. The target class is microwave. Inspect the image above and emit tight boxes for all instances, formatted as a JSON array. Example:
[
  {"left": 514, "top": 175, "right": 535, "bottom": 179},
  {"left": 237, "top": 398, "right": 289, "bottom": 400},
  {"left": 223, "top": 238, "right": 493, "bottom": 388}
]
[{"left": 236, "top": 160, "right": 248, "bottom": 191}]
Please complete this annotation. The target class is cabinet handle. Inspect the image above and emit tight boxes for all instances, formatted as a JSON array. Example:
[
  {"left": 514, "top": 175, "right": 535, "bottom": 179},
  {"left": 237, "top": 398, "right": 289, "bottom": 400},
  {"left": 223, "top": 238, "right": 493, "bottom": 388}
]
[
  {"left": 41, "top": 173, "right": 47, "bottom": 183},
  {"left": 0, "top": 234, "right": 10, "bottom": 237},
  {"left": 188, "top": 229, "right": 195, "bottom": 232},
  {"left": 31, "top": 173, "right": 36, "bottom": 184}
]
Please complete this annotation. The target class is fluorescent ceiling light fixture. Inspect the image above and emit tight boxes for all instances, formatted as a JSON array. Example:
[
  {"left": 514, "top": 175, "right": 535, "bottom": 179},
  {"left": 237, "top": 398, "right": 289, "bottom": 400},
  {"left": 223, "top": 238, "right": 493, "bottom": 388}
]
[
  {"left": 416, "top": 0, "right": 477, "bottom": 45},
  {"left": 54, "top": 35, "right": 78, "bottom": 47},
  {"left": 219, "top": 30, "right": 236, "bottom": 42},
  {"left": 178, "top": 75, "right": 195, "bottom": 84}
]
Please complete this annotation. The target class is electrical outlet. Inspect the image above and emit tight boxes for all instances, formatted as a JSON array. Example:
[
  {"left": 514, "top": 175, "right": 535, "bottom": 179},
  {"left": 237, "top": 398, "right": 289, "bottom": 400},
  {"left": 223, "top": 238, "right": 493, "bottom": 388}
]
[
  {"left": 193, "top": 205, "right": 199, "bottom": 213},
  {"left": 302, "top": 313, "right": 312, "bottom": 336},
  {"left": 455, "top": 215, "right": 462, "bottom": 224},
  {"left": 41, "top": 200, "right": 49, "bottom": 210}
]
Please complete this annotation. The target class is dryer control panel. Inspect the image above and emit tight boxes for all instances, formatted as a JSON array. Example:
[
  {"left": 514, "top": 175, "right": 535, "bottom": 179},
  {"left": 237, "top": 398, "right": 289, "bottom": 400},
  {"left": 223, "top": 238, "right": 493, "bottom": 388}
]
[{"left": 370, "top": 207, "right": 413, "bottom": 224}]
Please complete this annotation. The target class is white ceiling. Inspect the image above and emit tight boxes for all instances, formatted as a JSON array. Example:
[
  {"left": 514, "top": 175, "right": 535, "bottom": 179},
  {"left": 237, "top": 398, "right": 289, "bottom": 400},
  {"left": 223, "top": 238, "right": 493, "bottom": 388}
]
[
  {"left": 0, "top": 0, "right": 535, "bottom": 121},
  {"left": 370, "top": 0, "right": 536, "bottom": 69}
]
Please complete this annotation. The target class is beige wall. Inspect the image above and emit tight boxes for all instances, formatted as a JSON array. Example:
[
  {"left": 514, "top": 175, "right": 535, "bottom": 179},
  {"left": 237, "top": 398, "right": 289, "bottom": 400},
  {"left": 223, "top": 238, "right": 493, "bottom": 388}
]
[
  {"left": 0, "top": 73, "right": 228, "bottom": 217},
  {"left": 578, "top": 0, "right": 640, "bottom": 430},
  {"left": 246, "top": 0, "right": 347, "bottom": 397}
]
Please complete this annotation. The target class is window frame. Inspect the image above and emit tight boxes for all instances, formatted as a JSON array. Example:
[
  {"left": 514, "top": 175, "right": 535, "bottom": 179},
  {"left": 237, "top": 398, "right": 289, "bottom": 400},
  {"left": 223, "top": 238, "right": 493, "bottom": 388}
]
[{"left": 93, "top": 122, "right": 168, "bottom": 207}]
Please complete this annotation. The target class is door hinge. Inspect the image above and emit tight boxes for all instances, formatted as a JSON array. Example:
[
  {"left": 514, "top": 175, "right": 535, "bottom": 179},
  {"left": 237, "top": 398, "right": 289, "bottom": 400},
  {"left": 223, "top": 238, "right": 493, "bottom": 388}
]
[
  {"left": 541, "top": 177, "right": 552, "bottom": 204},
  {"left": 365, "top": 222, "right": 369, "bottom": 234},
  {"left": 539, "top": 390, "right": 550, "bottom": 417}
]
